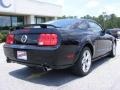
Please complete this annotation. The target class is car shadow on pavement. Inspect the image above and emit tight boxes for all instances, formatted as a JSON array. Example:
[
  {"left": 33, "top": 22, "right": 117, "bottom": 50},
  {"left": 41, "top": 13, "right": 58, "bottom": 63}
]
[
  {"left": 9, "top": 67, "right": 79, "bottom": 86},
  {"left": 9, "top": 56, "right": 112, "bottom": 86}
]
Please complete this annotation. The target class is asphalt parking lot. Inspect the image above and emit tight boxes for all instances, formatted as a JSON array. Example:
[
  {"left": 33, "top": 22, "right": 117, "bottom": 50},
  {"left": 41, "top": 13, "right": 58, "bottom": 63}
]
[{"left": 0, "top": 41, "right": 120, "bottom": 90}]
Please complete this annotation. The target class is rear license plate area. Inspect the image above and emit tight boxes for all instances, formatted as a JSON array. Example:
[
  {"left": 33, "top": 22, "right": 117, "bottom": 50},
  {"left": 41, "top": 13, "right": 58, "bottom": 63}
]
[{"left": 17, "top": 51, "right": 27, "bottom": 60}]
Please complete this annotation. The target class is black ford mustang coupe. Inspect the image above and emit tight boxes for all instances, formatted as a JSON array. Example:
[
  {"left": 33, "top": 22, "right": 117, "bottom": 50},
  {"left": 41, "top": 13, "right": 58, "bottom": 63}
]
[{"left": 3, "top": 19, "right": 116, "bottom": 76}]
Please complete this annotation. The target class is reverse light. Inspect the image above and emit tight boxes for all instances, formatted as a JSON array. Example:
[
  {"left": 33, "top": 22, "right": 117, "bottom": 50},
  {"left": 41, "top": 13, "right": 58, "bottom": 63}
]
[
  {"left": 6, "top": 34, "right": 14, "bottom": 44},
  {"left": 38, "top": 34, "right": 58, "bottom": 46}
]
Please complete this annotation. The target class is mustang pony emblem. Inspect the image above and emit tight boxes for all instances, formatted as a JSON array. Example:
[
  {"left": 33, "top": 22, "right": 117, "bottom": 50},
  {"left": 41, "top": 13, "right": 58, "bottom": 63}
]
[{"left": 21, "top": 35, "right": 28, "bottom": 43}]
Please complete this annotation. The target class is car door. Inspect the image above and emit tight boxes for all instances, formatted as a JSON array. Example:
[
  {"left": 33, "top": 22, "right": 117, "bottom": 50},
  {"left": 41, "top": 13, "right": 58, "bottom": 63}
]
[{"left": 88, "top": 21, "right": 112, "bottom": 58}]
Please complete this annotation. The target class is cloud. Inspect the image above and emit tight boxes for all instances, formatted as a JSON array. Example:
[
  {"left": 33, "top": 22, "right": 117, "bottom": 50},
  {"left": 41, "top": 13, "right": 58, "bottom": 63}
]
[
  {"left": 104, "top": 5, "right": 119, "bottom": 15},
  {"left": 97, "top": 3, "right": 120, "bottom": 16},
  {"left": 37, "top": 0, "right": 120, "bottom": 17},
  {"left": 83, "top": 0, "right": 120, "bottom": 17},
  {"left": 56, "top": 0, "right": 64, "bottom": 6},
  {"left": 37, "top": 0, "right": 64, "bottom": 6},
  {"left": 86, "top": 0, "right": 100, "bottom": 8}
]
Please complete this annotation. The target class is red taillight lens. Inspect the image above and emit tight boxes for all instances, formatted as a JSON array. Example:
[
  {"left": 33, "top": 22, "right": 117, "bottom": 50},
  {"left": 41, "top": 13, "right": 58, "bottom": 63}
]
[
  {"left": 38, "top": 34, "right": 58, "bottom": 46},
  {"left": 6, "top": 34, "right": 14, "bottom": 44}
]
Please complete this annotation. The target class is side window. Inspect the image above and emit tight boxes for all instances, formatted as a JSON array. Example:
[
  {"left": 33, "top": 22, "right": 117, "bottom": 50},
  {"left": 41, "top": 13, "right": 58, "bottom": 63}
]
[
  {"left": 70, "top": 21, "right": 88, "bottom": 29},
  {"left": 78, "top": 21, "right": 88, "bottom": 29},
  {"left": 89, "top": 22, "right": 102, "bottom": 32}
]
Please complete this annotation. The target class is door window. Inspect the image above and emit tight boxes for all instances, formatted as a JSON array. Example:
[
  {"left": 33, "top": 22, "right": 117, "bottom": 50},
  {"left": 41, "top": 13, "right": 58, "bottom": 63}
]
[{"left": 70, "top": 21, "right": 88, "bottom": 29}]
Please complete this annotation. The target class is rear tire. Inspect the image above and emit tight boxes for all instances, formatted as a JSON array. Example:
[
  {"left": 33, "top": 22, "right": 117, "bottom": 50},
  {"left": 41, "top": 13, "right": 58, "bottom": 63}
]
[
  {"left": 71, "top": 47, "right": 92, "bottom": 76},
  {"left": 110, "top": 42, "right": 116, "bottom": 57}
]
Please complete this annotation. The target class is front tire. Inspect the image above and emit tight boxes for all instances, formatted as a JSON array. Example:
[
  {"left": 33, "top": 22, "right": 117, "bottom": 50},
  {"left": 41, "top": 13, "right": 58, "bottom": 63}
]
[{"left": 71, "top": 47, "right": 92, "bottom": 76}]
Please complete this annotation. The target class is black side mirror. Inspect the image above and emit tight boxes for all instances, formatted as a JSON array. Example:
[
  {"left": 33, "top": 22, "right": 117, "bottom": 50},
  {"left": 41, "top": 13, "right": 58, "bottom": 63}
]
[
  {"left": 101, "top": 29, "right": 106, "bottom": 33},
  {"left": 100, "top": 29, "right": 106, "bottom": 36}
]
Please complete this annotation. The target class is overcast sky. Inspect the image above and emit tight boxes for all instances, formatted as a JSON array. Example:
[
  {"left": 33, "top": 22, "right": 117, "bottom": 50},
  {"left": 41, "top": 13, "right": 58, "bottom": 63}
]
[{"left": 38, "top": 0, "right": 120, "bottom": 17}]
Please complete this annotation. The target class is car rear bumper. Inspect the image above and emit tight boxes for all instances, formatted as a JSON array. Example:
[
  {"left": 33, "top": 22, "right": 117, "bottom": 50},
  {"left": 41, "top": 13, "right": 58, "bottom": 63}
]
[{"left": 4, "top": 44, "right": 79, "bottom": 69}]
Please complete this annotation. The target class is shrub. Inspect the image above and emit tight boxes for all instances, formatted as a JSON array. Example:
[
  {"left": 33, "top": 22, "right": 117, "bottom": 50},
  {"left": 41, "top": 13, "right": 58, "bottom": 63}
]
[
  {"left": 0, "top": 33, "right": 3, "bottom": 43},
  {"left": 0, "top": 30, "right": 9, "bottom": 43}
]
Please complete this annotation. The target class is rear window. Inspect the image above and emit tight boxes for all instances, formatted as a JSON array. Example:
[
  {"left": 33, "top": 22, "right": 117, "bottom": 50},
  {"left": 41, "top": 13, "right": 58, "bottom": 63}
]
[{"left": 43, "top": 19, "right": 82, "bottom": 28}]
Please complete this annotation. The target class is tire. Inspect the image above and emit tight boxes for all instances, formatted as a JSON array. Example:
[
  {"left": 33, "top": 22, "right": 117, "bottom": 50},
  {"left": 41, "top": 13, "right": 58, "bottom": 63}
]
[
  {"left": 71, "top": 47, "right": 92, "bottom": 76},
  {"left": 110, "top": 42, "right": 116, "bottom": 57}
]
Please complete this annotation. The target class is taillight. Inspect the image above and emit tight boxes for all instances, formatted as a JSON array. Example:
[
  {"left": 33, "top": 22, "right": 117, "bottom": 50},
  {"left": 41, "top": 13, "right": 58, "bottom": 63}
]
[
  {"left": 38, "top": 34, "right": 58, "bottom": 46},
  {"left": 6, "top": 34, "right": 14, "bottom": 44}
]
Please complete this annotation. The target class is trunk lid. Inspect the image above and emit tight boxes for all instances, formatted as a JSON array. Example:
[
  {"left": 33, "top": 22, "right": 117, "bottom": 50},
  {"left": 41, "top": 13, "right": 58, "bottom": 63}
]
[{"left": 11, "top": 27, "right": 61, "bottom": 46}]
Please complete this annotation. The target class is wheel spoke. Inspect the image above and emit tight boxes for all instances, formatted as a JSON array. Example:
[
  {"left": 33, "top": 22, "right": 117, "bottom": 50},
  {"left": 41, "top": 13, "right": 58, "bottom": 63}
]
[{"left": 82, "top": 63, "right": 86, "bottom": 72}]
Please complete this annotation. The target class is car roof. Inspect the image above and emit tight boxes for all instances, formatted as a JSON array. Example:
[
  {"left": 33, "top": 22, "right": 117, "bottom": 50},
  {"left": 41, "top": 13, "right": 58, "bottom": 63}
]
[{"left": 58, "top": 18, "right": 96, "bottom": 22}]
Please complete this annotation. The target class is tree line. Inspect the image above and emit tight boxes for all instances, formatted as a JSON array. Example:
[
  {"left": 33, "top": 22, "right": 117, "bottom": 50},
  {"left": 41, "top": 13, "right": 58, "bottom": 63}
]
[{"left": 58, "top": 13, "right": 120, "bottom": 29}]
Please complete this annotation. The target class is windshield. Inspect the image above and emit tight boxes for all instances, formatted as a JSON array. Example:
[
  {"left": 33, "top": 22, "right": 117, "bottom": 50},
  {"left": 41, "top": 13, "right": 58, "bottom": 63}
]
[{"left": 43, "top": 19, "right": 81, "bottom": 28}]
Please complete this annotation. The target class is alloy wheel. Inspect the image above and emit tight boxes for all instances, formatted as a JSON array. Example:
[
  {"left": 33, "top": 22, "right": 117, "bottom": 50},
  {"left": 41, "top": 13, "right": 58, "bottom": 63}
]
[{"left": 81, "top": 50, "right": 92, "bottom": 73}]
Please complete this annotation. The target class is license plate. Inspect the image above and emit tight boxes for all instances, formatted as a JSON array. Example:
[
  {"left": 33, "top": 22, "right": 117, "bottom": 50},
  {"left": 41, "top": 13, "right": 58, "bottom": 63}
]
[{"left": 17, "top": 51, "right": 27, "bottom": 60}]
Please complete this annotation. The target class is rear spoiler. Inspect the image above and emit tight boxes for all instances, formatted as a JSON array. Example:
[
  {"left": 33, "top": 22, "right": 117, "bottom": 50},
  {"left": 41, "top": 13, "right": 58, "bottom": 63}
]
[{"left": 9, "top": 24, "right": 57, "bottom": 31}]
